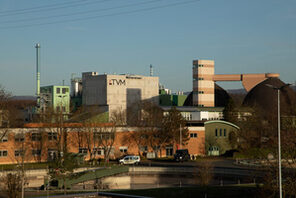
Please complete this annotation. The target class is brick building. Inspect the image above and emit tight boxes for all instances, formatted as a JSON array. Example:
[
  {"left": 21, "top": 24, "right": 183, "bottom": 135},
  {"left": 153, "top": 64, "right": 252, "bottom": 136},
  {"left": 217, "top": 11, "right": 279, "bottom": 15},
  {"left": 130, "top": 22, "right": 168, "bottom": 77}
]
[{"left": 0, "top": 124, "right": 205, "bottom": 165}]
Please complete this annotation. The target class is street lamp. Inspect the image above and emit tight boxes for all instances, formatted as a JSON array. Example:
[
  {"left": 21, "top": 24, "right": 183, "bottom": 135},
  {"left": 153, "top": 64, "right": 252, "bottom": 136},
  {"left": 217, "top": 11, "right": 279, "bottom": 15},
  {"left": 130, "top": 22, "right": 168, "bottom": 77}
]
[{"left": 266, "top": 83, "right": 291, "bottom": 198}]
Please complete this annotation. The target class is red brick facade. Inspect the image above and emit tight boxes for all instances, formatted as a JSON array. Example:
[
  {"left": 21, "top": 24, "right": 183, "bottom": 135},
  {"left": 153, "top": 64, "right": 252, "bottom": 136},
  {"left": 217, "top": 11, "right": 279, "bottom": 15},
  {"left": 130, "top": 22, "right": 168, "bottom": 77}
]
[{"left": 0, "top": 126, "right": 205, "bottom": 164}]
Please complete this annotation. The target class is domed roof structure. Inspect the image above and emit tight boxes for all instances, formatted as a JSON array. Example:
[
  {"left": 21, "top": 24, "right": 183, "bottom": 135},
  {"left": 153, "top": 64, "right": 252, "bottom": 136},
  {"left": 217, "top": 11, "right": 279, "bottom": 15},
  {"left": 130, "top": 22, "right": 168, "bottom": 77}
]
[
  {"left": 184, "top": 84, "right": 230, "bottom": 107},
  {"left": 243, "top": 78, "right": 296, "bottom": 116}
]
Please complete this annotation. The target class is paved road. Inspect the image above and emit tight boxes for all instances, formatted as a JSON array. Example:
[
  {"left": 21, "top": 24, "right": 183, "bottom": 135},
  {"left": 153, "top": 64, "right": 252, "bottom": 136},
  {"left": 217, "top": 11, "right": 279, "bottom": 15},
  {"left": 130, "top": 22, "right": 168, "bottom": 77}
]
[{"left": 139, "top": 158, "right": 253, "bottom": 169}]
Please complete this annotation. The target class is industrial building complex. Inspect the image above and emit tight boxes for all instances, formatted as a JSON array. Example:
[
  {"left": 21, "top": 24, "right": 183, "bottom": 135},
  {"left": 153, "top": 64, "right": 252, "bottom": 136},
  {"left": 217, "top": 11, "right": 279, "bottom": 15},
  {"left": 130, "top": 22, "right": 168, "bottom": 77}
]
[
  {"left": 192, "top": 59, "right": 280, "bottom": 107},
  {"left": 1, "top": 51, "right": 293, "bottom": 167}
]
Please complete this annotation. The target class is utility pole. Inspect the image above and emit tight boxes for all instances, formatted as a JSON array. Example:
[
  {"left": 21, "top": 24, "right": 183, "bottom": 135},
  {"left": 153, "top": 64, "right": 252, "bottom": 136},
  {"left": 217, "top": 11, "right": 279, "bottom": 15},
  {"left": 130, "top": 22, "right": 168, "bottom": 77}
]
[
  {"left": 179, "top": 124, "right": 182, "bottom": 149},
  {"left": 266, "top": 83, "right": 291, "bottom": 198},
  {"left": 277, "top": 88, "right": 282, "bottom": 198}
]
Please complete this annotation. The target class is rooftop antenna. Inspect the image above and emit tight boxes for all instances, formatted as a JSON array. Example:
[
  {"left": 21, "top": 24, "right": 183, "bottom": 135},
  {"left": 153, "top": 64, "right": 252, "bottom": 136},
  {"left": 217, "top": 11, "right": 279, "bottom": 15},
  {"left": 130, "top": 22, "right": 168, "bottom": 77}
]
[
  {"left": 35, "top": 43, "right": 41, "bottom": 109},
  {"left": 150, "top": 64, "right": 153, "bottom": 76}
]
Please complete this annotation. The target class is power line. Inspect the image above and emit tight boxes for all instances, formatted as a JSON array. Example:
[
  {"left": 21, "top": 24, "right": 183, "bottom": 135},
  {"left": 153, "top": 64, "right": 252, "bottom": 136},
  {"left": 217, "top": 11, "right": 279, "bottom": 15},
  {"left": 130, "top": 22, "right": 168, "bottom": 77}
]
[
  {"left": 0, "top": 0, "right": 162, "bottom": 24},
  {"left": 0, "top": 0, "right": 200, "bottom": 30},
  {"left": 0, "top": 0, "right": 85, "bottom": 14},
  {"left": 0, "top": 0, "right": 109, "bottom": 17}
]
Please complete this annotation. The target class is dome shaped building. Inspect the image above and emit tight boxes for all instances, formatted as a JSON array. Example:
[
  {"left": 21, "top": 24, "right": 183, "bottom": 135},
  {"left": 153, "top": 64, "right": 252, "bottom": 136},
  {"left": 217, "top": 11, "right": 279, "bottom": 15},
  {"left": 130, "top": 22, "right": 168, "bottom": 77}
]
[
  {"left": 243, "top": 78, "right": 296, "bottom": 117},
  {"left": 184, "top": 84, "right": 230, "bottom": 107}
]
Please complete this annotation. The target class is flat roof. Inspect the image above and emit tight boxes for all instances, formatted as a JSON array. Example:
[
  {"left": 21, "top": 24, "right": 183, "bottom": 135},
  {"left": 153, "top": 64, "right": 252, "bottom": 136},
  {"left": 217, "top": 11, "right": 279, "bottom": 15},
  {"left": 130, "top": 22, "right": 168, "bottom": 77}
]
[{"left": 160, "top": 106, "right": 224, "bottom": 112}]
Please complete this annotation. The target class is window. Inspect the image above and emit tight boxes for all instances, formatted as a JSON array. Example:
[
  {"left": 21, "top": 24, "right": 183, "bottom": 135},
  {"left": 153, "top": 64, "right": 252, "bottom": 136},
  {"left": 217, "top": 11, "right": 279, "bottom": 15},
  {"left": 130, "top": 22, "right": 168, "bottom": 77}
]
[
  {"left": 48, "top": 132, "right": 57, "bottom": 141},
  {"left": 166, "top": 146, "right": 173, "bottom": 156},
  {"left": 62, "top": 88, "right": 66, "bottom": 94},
  {"left": 220, "top": 129, "right": 222, "bottom": 136},
  {"left": 198, "top": 91, "right": 204, "bottom": 94},
  {"left": 119, "top": 146, "right": 128, "bottom": 153},
  {"left": 0, "top": 134, "right": 8, "bottom": 142},
  {"left": 15, "top": 149, "right": 24, "bottom": 157},
  {"left": 93, "top": 147, "right": 104, "bottom": 156},
  {"left": 198, "top": 64, "right": 204, "bottom": 67},
  {"left": 140, "top": 146, "right": 148, "bottom": 152},
  {"left": 15, "top": 133, "right": 25, "bottom": 142},
  {"left": 94, "top": 132, "right": 114, "bottom": 140},
  {"left": 79, "top": 148, "right": 88, "bottom": 155},
  {"left": 0, "top": 150, "right": 8, "bottom": 157},
  {"left": 224, "top": 129, "right": 227, "bottom": 137},
  {"left": 198, "top": 78, "right": 204, "bottom": 80},
  {"left": 48, "top": 149, "right": 58, "bottom": 160},
  {"left": 31, "top": 132, "right": 42, "bottom": 141},
  {"left": 190, "top": 133, "right": 197, "bottom": 138},
  {"left": 32, "top": 149, "right": 41, "bottom": 156},
  {"left": 215, "top": 129, "right": 218, "bottom": 137},
  {"left": 56, "top": 88, "right": 60, "bottom": 94}
]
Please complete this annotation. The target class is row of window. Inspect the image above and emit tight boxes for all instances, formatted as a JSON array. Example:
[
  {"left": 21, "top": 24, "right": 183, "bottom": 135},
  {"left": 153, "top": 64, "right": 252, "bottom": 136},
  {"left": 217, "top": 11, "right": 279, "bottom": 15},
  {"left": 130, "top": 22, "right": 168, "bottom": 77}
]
[
  {"left": 56, "top": 87, "right": 69, "bottom": 94},
  {"left": 190, "top": 133, "right": 198, "bottom": 138},
  {"left": 1, "top": 148, "right": 109, "bottom": 157},
  {"left": 193, "top": 77, "right": 204, "bottom": 81},
  {"left": 215, "top": 129, "right": 227, "bottom": 137},
  {"left": 193, "top": 91, "right": 205, "bottom": 95},
  {"left": 56, "top": 106, "right": 66, "bottom": 112},
  {"left": 0, "top": 132, "right": 58, "bottom": 142},
  {"left": 0, "top": 132, "right": 116, "bottom": 143},
  {"left": 0, "top": 149, "right": 42, "bottom": 157},
  {"left": 192, "top": 64, "right": 204, "bottom": 68}
]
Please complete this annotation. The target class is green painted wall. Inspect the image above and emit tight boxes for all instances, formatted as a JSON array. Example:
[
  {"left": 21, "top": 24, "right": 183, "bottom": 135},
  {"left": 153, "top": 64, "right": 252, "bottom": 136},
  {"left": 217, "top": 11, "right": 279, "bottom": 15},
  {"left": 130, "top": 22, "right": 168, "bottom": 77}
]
[
  {"left": 159, "top": 94, "right": 173, "bottom": 106},
  {"left": 172, "top": 95, "right": 187, "bottom": 106},
  {"left": 159, "top": 94, "right": 187, "bottom": 106},
  {"left": 204, "top": 120, "right": 239, "bottom": 155},
  {"left": 41, "top": 85, "right": 70, "bottom": 114}
]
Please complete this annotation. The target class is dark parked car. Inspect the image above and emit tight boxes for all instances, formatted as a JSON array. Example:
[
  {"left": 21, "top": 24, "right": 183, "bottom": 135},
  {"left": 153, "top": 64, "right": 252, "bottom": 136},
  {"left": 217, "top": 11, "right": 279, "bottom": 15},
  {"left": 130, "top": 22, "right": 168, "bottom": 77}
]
[{"left": 174, "top": 149, "right": 190, "bottom": 162}]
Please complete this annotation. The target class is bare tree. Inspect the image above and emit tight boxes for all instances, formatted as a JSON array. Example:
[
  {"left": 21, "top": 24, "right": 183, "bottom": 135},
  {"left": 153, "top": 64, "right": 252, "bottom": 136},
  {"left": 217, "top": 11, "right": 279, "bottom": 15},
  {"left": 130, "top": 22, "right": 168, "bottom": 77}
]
[
  {"left": 162, "top": 107, "right": 189, "bottom": 152},
  {"left": 42, "top": 109, "right": 79, "bottom": 195},
  {"left": 0, "top": 85, "right": 11, "bottom": 140},
  {"left": 237, "top": 105, "right": 296, "bottom": 196},
  {"left": 0, "top": 172, "right": 24, "bottom": 198},
  {"left": 94, "top": 125, "right": 115, "bottom": 165}
]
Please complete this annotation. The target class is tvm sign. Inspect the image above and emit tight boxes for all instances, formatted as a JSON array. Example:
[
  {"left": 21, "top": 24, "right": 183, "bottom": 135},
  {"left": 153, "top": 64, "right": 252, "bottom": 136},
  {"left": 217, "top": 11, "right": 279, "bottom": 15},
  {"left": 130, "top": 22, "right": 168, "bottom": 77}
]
[{"left": 109, "top": 79, "right": 126, "bottom": 86}]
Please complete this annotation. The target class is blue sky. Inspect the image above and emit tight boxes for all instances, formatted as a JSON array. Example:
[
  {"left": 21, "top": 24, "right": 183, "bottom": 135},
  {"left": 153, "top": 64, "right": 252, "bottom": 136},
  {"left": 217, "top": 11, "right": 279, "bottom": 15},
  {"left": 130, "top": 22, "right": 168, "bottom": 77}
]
[{"left": 0, "top": 0, "right": 295, "bottom": 96}]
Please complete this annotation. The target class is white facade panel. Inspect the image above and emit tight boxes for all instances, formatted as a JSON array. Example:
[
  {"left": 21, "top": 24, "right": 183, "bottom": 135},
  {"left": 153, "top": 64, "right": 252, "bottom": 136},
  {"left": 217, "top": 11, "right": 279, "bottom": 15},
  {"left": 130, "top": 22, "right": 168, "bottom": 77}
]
[
  {"left": 82, "top": 73, "right": 159, "bottom": 120},
  {"left": 198, "top": 81, "right": 215, "bottom": 88},
  {"left": 198, "top": 94, "right": 214, "bottom": 102},
  {"left": 198, "top": 67, "right": 214, "bottom": 75}
]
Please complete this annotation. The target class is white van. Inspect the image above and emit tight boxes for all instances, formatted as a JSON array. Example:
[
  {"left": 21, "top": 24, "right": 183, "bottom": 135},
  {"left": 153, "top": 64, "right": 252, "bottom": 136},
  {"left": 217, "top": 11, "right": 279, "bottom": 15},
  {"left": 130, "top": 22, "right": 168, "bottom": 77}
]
[{"left": 119, "top": 155, "right": 140, "bottom": 165}]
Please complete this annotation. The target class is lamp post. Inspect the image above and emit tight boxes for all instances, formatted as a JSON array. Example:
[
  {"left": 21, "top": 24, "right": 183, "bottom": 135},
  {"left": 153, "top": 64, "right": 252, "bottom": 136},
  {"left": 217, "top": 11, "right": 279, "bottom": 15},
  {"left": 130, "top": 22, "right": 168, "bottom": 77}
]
[
  {"left": 179, "top": 124, "right": 182, "bottom": 150},
  {"left": 266, "top": 83, "right": 291, "bottom": 198}
]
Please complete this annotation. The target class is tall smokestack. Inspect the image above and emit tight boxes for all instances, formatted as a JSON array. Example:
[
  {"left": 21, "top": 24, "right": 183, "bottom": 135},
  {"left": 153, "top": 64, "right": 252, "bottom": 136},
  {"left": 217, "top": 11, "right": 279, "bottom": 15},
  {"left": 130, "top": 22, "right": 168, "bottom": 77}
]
[
  {"left": 150, "top": 64, "right": 153, "bottom": 76},
  {"left": 35, "top": 43, "right": 41, "bottom": 108}
]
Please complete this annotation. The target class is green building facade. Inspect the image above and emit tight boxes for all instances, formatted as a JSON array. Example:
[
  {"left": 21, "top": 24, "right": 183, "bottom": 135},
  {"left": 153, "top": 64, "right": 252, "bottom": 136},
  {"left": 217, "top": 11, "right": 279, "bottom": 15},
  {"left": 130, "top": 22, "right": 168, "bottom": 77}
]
[
  {"left": 159, "top": 94, "right": 187, "bottom": 106},
  {"left": 40, "top": 85, "right": 70, "bottom": 114},
  {"left": 204, "top": 120, "right": 239, "bottom": 156}
]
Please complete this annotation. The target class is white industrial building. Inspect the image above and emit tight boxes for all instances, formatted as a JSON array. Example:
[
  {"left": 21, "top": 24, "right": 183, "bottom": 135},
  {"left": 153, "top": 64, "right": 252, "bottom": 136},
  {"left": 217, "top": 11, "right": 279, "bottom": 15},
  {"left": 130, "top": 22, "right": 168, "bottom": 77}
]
[
  {"left": 161, "top": 106, "right": 224, "bottom": 121},
  {"left": 82, "top": 72, "right": 159, "bottom": 120}
]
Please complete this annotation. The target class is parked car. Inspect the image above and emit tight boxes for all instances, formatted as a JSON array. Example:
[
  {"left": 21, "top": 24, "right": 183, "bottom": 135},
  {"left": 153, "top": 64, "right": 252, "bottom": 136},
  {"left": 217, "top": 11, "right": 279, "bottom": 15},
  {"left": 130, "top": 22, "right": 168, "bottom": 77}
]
[
  {"left": 119, "top": 155, "right": 140, "bottom": 165},
  {"left": 174, "top": 149, "right": 190, "bottom": 162}
]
